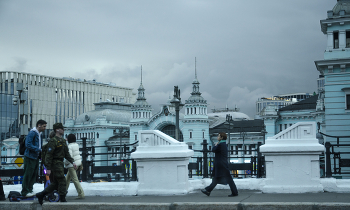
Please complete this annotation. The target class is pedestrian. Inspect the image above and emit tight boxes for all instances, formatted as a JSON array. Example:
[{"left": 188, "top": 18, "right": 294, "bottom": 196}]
[
  {"left": 0, "top": 179, "right": 5, "bottom": 201},
  {"left": 21, "top": 119, "right": 47, "bottom": 197},
  {"left": 201, "top": 132, "right": 238, "bottom": 197},
  {"left": 41, "top": 131, "right": 57, "bottom": 188},
  {"left": 36, "top": 123, "right": 77, "bottom": 204},
  {"left": 65, "top": 133, "right": 85, "bottom": 199}
]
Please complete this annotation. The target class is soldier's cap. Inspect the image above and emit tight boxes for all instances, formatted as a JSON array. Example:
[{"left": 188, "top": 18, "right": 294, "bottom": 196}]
[{"left": 53, "top": 123, "right": 65, "bottom": 130}]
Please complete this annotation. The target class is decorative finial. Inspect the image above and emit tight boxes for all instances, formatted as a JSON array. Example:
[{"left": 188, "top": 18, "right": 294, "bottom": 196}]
[
  {"left": 195, "top": 57, "right": 197, "bottom": 79},
  {"left": 141, "top": 65, "right": 143, "bottom": 85}
]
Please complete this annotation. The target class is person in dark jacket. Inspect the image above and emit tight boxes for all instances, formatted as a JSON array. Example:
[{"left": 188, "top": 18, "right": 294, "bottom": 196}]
[
  {"left": 21, "top": 119, "right": 47, "bottom": 197},
  {"left": 201, "top": 132, "right": 238, "bottom": 197},
  {"left": 36, "top": 123, "right": 76, "bottom": 204}
]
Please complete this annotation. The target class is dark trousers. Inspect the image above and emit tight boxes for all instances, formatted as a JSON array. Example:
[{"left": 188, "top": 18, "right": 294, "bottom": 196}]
[
  {"left": 0, "top": 180, "right": 4, "bottom": 198},
  {"left": 43, "top": 161, "right": 66, "bottom": 196},
  {"left": 21, "top": 157, "right": 39, "bottom": 196},
  {"left": 205, "top": 176, "right": 238, "bottom": 195}
]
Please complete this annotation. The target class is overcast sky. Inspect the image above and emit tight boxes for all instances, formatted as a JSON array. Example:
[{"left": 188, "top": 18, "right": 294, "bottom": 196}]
[{"left": 0, "top": 0, "right": 336, "bottom": 118}]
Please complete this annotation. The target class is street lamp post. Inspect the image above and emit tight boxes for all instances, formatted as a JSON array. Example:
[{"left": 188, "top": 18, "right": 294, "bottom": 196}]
[
  {"left": 261, "top": 125, "right": 267, "bottom": 145},
  {"left": 12, "top": 83, "right": 28, "bottom": 136},
  {"left": 170, "top": 86, "right": 184, "bottom": 141},
  {"left": 240, "top": 128, "right": 247, "bottom": 160},
  {"left": 224, "top": 114, "right": 233, "bottom": 161},
  {"left": 116, "top": 128, "right": 129, "bottom": 163}
]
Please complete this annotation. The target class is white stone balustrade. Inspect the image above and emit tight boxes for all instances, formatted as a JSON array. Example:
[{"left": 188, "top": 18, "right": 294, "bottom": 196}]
[
  {"left": 270, "top": 121, "right": 315, "bottom": 140},
  {"left": 260, "top": 122, "right": 325, "bottom": 193},
  {"left": 131, "top": 130, "right": 194, "bottom": 195}
]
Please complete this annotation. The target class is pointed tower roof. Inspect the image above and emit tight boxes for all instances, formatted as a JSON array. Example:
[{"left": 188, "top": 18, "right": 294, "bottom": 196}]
[
  {"left": 185, "top": 58, "right": 206, "bottom": 104},
  {"left": 133, "top": 66, "right": 150, "bottom": 107}
]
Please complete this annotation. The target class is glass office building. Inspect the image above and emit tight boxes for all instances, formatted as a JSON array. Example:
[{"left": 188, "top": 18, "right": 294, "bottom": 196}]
[
  {"left": 0, "top": 82, "right": 20, "bottom": 141},
  {"left": 0, "top": 71, "right": 136, "bottom": 142}
]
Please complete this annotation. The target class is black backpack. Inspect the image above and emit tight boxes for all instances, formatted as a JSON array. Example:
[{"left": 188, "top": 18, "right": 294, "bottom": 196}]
[{"left": 19, "top": 136, "right": 26, "bottom": 155}]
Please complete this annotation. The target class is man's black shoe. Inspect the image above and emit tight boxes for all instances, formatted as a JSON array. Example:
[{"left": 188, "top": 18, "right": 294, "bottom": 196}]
[
  {"left": 59, "top": 195, "right": 67, "bottom": 202},
  {"left": 228, "top": 193, "right": 238, "bottom": 197},
  {"left": 201, "top": 189, "right": 210, "bottom": 196},
  {"left": 36, "top": 192, "right": 45, "bottom": 205}
]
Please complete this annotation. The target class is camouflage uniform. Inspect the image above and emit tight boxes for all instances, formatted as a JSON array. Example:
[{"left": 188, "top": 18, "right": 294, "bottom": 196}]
[{"left": 43, "top": 135, "right": 74, "bottom": 196}]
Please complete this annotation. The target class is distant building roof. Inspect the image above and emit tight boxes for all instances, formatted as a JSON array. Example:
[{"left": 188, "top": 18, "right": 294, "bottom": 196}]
[
  {"left": 279, "top": 94, "right": 318, "bottom": 111},
  {"left": 210, "top": 119, "right": 264, "bottom": 134}
]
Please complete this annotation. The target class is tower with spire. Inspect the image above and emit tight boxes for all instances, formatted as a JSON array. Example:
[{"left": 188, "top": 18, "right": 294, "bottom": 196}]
[
  {"left": 182, "top": 58, "right": 209, "bottom": 152},
  {"left": 184, "top": 58, "right": 208, "bottom": 119},
  {"left": 130, "top": 66, "right": 153, "bottom": 140}
]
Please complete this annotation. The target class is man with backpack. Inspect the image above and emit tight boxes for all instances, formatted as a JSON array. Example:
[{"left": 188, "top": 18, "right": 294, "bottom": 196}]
[{"left": 21, "top": 119, "right": 47, "bottom": 197}]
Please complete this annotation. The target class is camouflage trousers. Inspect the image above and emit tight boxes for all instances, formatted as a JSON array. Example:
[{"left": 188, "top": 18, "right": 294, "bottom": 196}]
[{"left": 43, "top": 160, "right": 66, "bottom": 196}]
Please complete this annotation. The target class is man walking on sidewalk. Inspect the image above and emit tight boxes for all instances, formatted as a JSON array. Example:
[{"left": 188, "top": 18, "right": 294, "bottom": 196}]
[
  {"left": 21, "top": 119, "right": 47, "bottom": 197},
  {"left": 36, "top": 123, "right": 76, "bottom": 204},
  {"left": 201, "top": 132, "right": 238, "bottom": 197}
]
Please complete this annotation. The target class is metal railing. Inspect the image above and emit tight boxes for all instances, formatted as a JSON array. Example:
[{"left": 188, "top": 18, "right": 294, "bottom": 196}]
[
  {"left": 1, "top": 139, "right": 266, "bottom": 184},
  {"left": 188, "top": 140, "right": 265, "bottom": 178},
  {"left": 79, "top": 137, "right": 137, "bottom": 182},
  {"left": 325, "top": 142, "right": 350, "bottom": 178}
]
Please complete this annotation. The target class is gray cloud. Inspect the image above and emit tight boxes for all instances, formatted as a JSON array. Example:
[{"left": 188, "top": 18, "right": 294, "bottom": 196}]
[{"left": 0, "top": 0, "right": 336, "bottom": 118}]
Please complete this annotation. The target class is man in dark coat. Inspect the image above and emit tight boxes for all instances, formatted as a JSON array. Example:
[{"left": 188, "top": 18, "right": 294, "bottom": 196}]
[{"left": 201, "top": 132, "right": 238, "bottom": 197}]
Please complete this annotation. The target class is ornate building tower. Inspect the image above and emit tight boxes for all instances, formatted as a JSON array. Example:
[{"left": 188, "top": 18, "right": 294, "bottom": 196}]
[
  {"left": 315, "top": 0, "right": 350, "bottom": 144},
  {"left": 130, "top": 67, "right": 152, "bottom": 142},
  {"left": 182, "top": 58, "right": 209, "bottom": 151}
]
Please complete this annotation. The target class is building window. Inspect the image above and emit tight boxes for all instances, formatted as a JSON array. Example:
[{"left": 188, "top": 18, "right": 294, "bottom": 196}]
[
  {"left": 189, "top": 145, "right": 192, "bottom": 150},
  {"left": 189, "top": 131, "right": 192, "bottom": 139},
  {"left": 230, "top": 146, "right": 234, "bottom": 155},
  {"left": 161, "top": 125, "right": 183, "bottom": 141},
  {"left": 342, "top": 88, "right": 350, "bottom": 110},
  {"left": 280, "top": 124, "right": 282, "bottom": 132},
  {"left": 202, "top": 131, "right": 205, "bottom": 139},
  {"left": 334, "top": 31, "right": 339, "bottom": 49},
  {"left": 135, "top": 135, "right": 137, "bottom": 141},
  {"left": 347, "top": 31, "right": 350, "bottom": 48}
]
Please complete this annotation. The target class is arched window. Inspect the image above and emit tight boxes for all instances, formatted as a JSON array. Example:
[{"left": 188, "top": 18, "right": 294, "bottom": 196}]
[{"left": 160, "top": 125, "right": 183, "bottom": 142}]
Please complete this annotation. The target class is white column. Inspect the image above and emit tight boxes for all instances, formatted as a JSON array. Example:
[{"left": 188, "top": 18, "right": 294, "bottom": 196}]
[{"left": 327, "top": 31, "right": 334, "bottom": 50}]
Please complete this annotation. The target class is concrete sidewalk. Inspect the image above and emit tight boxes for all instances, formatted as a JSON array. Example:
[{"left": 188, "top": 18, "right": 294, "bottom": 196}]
[
  {"left": 2, "top": 189, "right": 350, "bottom": 210},
  {"left": 62, "top": 189, "right": 350, "bottom": 203}
]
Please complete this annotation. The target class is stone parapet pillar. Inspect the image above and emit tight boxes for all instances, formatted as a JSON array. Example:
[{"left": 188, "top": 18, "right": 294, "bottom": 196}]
[
  {"left": 131, "top": 130, "right": 194, "bottom": 195},
  {"left": 260, "top": 122, "right": 324, "bottom": 193}
]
